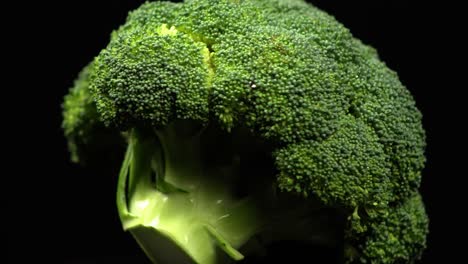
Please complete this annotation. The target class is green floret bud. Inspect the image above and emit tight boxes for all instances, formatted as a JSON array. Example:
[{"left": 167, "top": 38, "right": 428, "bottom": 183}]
[
  {"left": 275, "top": 115, "right": 391, "bottom": 208},
  {"left": 91, "top": 23, "right": 213, "bottom": 128}
]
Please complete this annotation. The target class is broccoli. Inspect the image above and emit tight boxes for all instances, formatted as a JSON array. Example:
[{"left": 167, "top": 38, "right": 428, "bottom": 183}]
[{"left": 62, "top": 0, "right": 428, "bottom": 263}]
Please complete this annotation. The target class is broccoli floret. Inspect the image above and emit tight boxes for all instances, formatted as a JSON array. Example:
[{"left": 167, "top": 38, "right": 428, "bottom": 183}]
[
  {"left": 62, "top": 63, "right": 125, "bottom": 166},
  {"left": 63, "top": 0, "right": 428, "bottom": 263},
  {"left": 346, "top": 193, "right": 429, "bottom": 264}
]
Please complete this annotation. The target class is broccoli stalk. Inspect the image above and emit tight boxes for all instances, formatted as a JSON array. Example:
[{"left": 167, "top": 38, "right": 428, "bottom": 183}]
[
  {"left": 117, "top": 122, "right": 340, "bottom": 263},
  {"left": 118, "top": 123, "right": 259, "bottom": 263}
]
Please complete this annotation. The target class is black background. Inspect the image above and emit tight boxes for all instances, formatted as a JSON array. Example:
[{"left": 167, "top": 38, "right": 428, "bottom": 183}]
[{"left": 11, "top": 0, "right": 458, "bottom": 263}]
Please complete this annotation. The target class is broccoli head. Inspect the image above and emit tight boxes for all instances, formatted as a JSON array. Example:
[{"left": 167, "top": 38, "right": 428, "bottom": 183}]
[{"left": 62, "top": 0, "right": 428, "bottom": 263}]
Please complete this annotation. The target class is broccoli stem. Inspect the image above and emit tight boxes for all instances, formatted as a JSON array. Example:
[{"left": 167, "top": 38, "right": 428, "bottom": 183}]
[
  {"left": 118, "top": 122, "right": 269, "bottom": 264},
  {"left": 117, "top": 121, "right": 341, "bottom": 264}
]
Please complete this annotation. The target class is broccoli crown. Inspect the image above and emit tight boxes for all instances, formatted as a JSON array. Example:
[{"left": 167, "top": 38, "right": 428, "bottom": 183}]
[
  {"left": 91, "top": 0, "right": 425, "bottom": 203},
  {"left": 63, "top": 0, "right": 428, "bottom": 263}
]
